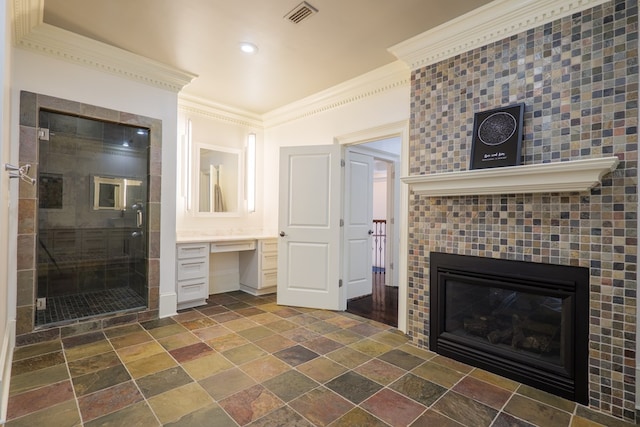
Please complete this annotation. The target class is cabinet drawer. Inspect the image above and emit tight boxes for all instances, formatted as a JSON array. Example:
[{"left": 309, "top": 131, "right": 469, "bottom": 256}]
[
  {"left": 177, "top": 258, "right": 208, "bottom": 280},
  {"left": 210, "top": 240, "right": 256, "bottom": 253},
  {"left": 261, "top": 270, "right": 278, "bottom": 288},
  {"left": 262, "top": 253, "right": 278, "bottom": 270},
  {"left": 177, "top": 244, "right": 209, "bottom": 259},
  {"left": 177, "top": 278, "right": 208, "bottom": 302},
  {"left": 261, "top": 240, "right": 278, "bottom": 254}
]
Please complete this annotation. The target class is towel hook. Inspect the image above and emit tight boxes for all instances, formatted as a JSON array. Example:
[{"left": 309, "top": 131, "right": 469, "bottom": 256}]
[{"left": 5, "top": 163, "right": 36, "bottom": 186}]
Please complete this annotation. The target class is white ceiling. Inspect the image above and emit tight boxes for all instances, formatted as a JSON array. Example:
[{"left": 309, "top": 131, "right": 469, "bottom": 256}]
[{"left": 42, "top": 0, "right": 492, "bottom": 115}]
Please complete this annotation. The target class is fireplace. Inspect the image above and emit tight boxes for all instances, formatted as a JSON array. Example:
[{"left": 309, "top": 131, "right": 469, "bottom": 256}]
[{"left": 430, "top": 252, "right": 589, "bottom": 404}]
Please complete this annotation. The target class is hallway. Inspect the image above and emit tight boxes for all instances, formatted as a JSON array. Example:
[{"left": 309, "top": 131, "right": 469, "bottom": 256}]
[
  {"left": 346, "top": 272, "right": 398, "bottom": 327},
  {"left": 3, "top": 292, "right": 632, "bottom": 426}
]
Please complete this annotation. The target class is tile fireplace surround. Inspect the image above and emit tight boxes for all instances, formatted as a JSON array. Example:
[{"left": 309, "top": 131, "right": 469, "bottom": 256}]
[{"left": 406, "top": 0, "right": 638, "bottom": 423}]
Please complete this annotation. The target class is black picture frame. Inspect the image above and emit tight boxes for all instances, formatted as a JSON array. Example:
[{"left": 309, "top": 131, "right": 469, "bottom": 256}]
[{"left": 470, "top": 103, "right": 525, "bottom": 170}]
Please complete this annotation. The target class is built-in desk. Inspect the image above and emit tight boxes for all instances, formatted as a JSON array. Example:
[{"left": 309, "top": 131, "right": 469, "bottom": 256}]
[{"left": 176, "top": 235, "right": 277, "bottom": 309}]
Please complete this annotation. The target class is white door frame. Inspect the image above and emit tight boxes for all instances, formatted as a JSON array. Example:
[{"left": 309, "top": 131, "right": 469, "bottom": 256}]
[
  {"left": 335, "top": 120, "right": 409, "bottom": 333},
  {"left": 346, "top": 146, "right": 398, "bottom": 288}
]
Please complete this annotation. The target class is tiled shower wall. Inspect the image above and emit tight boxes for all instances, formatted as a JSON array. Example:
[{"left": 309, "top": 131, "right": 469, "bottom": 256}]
[
  {"left": 16, "top": 91, "right": 163, "bottom": 343},
  {"left": 407, "top": 0, "right": 638, "bottom": 422}
]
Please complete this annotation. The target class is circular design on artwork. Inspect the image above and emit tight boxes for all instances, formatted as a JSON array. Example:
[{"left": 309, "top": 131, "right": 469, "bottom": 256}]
[{"left": 478, "top": 111, "right": 517, "bottom": 146}]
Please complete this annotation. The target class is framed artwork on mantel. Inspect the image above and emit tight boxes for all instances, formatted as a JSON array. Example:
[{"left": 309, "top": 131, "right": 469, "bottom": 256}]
[{"left": 470, "top": 103, "right": 525, "bottom": 170}]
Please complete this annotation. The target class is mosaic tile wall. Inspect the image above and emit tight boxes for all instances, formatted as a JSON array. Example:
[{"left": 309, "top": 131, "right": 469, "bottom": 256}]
[
  {"left": 407, "top": 0, "right": 638, "bottom": 422},
  {"left": 16, "top": 91, "right": 163, "bottom": 344}
]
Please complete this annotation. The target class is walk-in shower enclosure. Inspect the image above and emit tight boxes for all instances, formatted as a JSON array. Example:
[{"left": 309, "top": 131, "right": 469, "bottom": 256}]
[
  {"left": 16, "top": 92, "right": 162, "bottom": 339},
  {"left": 35, "top": 110, "right": 150, "bottom": 326}
]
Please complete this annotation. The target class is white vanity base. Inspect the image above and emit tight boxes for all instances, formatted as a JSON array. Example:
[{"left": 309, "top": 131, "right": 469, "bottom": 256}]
[
  {"left": 176, "top": 236, "right": 278, "bottom": 307},
  {"left": 176, "top": 243, "right": 210, "bottom": 310},
  {"left": 239, "top": 238, "right": 278, "bottom": 296}
]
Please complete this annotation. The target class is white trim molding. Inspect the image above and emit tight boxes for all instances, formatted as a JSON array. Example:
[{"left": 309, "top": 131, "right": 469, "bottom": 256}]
[
  {"left": 335, "top": 120, "right": 409, "bottom": 146},
  {"left": 335, "top": 120, "right": 410, "bottom": 334},
  {"left": 401, "top": 157, "right": 619, "bottom": 197},
  {"left": 0, "top": 319, "right": 15, "bottom": 424},
  {"left": 389, "top": 0, "right": 611, "bottom": 71},
  {"left": 13, "top": 0, "right": 196, "bottom": 92},
  {"left": 159, "top": 292, "right": 178, "bottom": 319}
]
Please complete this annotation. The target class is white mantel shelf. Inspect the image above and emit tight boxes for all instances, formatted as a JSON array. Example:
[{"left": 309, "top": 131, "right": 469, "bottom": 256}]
[{"left": 401, "top": 157, "right": 620, "bottom": 197}]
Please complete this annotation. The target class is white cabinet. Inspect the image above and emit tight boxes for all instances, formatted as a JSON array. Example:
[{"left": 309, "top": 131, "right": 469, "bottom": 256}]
[
  {"left": 176, "top": 243, "right": 209, "bottom": 309},
  {"left": 239, "top": 239, "right": 277, "bottom": 295}
]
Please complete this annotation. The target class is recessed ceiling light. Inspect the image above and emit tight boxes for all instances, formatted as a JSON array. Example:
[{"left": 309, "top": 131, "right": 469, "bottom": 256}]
[{"left": 239, "top": 42, "right": 258, "bottom": 54}]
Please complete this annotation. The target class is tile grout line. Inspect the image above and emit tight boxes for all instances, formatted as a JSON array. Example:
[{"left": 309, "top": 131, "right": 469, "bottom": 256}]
[
  {"left": 169, "top": 295, "right": 287, "bottom": 425},
  {"left": 109, "top": 326, "right": 164, "bottom": 427},
  {"left": 149, "top": 309, "right": 237, "bottom": 425},
  {"left": 73, "top": 329, "right": 143, "bottom": 425},
  {"left": 3, "top": 342, "right": 73, "bottom": 424},
  {"left": 188, "top": 304, "right": 256, "bottom": 427},
  {"left": 59, "top": 336, "right": 85, "bottom": 426}
]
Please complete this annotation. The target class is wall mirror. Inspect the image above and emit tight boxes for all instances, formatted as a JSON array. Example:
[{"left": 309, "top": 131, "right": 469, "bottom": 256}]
[
  {"left": 92, "top": 175, "right": 143, "bottom": 210},
  {"left": 195, "top": 143, "right": 242, "bottom": 215}
]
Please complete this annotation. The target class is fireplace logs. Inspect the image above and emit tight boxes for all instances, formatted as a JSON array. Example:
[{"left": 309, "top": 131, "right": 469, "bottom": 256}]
[{"left": 460, "top": 290, "right": 561, "bottom": 355}]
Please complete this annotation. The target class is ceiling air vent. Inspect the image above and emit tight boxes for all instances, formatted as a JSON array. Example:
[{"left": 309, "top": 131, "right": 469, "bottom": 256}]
[{"left": 284, "top": 1, "right": 318, "bottom": 24}]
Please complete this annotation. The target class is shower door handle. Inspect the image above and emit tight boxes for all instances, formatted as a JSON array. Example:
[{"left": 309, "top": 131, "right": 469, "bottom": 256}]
[{"left": 136, "top": 209, "right": 143, "bottom": 228}]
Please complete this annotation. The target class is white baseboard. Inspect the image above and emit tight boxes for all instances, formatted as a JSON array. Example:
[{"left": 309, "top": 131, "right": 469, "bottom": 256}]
[
  {"left": 159, "top": 292, "right": 178, "bottom": 318},
  {"left": 239, "top": 284, "right": 276, "bottom": 296},
  {"left": 0, "top": 319, "right": 16, "bottom": 424}
]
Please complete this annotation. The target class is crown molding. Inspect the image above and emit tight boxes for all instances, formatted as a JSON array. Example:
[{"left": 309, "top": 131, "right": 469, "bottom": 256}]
[
  {"left": 13, "top": 0, "right": 196, "bottom": 93},
  {"left": 389, "top": 0, "right": 611, "bottom": 71},
  {"left": 12, "top": 0, "right": 42, "bottom": 41},
  {"left": 262, "top": 61, "right": 410, "bottom": 128},
  {"left": 178, "top": 94, "right": 263, "bottom": 129}
]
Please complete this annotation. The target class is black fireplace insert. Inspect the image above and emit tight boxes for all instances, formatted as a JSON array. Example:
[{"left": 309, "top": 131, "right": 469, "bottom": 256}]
[{"left": 430, "top": 252, "right": 588, "bottom": 404}]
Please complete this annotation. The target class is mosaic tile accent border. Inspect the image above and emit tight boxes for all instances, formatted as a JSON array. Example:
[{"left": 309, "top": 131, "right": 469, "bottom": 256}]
[
  {"left": 407, "top": 0, "right": 638, "bottom": 422},
  {"left": 17, "top": 91, "right": 162, "bottom": 342}
]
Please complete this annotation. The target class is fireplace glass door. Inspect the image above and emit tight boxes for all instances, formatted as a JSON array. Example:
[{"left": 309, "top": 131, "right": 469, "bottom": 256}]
[
  {"left": 444, "top": 278, "right": 569, "bottom": 371},
  {"left": 430, "top": 252, "right": 588, "bottom": 403}
]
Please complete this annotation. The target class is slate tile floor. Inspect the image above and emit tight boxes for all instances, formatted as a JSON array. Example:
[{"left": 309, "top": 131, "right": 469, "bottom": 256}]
[{"left": 3, "top": 291, "right": 636, "bottom": 427}]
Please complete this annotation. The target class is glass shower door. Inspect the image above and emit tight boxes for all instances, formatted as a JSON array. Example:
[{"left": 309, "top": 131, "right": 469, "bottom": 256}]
[{"left": 36, "top": 110, "right": 149, "bottom": 326}]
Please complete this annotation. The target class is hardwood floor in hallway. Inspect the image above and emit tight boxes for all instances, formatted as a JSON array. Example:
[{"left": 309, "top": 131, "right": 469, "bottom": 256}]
[{"left": 346, "top": 272, "right": 398, "bottom": 327}]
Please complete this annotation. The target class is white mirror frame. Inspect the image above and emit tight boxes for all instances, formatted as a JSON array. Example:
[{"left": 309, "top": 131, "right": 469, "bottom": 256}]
[{"left": 192, "top": 142, "right": 244, "bottom": 217}]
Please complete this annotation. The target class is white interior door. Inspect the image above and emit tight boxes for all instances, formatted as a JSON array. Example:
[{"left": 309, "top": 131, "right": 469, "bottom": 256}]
[
  {"left": 277, "top": 144, "right": 343, "bottom": 310},
  {"left": 344, "top": 151, "right": 373, "bottom": 299}
]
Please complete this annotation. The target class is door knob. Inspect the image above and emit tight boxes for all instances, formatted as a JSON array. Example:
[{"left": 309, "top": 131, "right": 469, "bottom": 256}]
[
  {"left": 368, "top": 230, "right": 374, "bottom": 235},
  {"left": 280, "top": 231, "right": 286, "bottom": 237}
]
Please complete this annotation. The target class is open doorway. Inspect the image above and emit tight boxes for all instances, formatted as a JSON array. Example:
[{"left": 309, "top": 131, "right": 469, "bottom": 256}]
[{"left": 345, "top": 138, "right": 400, "bottom": 327}]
